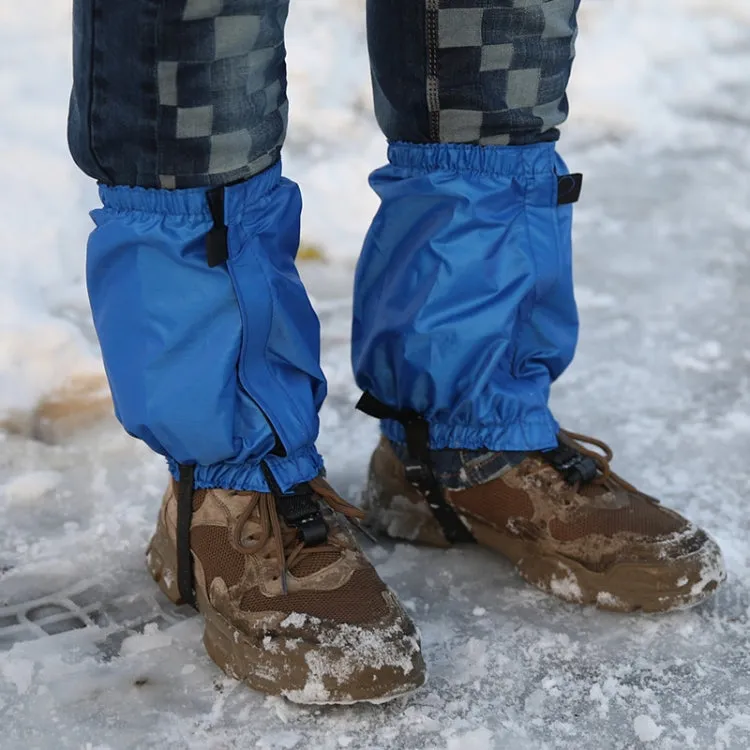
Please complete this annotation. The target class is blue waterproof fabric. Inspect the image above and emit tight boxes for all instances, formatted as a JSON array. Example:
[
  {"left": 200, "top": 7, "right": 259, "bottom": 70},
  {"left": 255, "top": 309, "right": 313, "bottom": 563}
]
[
  {"left": 352, "top": 142, "right": 579, "bottom": 452},
  {"left": 87, "top": 162, "right": 326, "bottom": 492}
]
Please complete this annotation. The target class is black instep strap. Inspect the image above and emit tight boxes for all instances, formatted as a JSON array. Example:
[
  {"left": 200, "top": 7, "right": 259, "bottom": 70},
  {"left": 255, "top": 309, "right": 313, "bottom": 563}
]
[
  {"left": 356, "top": 393, "right": 475, "bottom": 545},
  {"left": 176, "top": 464, "right": 197, "bottom": 607}
]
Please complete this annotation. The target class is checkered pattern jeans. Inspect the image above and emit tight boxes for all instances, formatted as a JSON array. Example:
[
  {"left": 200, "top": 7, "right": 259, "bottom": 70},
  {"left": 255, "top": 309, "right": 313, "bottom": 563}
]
[{"left": 69, "top": 0, "right": 579, "bottom": 188}]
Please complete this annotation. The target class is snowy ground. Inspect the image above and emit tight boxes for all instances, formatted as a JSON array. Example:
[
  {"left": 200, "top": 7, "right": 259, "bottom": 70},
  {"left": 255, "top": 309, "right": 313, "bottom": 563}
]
[{"left": 2, "top": 1, "right": 750, "bottom": 748}]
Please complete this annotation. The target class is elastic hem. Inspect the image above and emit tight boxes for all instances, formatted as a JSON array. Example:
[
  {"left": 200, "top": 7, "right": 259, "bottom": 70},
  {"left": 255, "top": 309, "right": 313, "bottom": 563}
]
[
  {"left": 99, "top": 160, "right": 283, "bottom": 219},
  {"left": 387, "top": 141, "right": 557, "bottom": 177},
  {"left": 166, "top": 444, "right": 324, "bottom": 494},
  {"left": 381, "top": 415, "right": 560, "bottom": 453}
]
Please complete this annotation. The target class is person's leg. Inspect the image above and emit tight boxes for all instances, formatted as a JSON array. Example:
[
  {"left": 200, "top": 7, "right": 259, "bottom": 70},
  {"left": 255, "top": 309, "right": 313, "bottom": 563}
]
[
  {"left": 357, "top": 0, "right": 725, "bottom": 611},
  {"left": 69, "top": 0, "right": 425, "bottom": 701}
]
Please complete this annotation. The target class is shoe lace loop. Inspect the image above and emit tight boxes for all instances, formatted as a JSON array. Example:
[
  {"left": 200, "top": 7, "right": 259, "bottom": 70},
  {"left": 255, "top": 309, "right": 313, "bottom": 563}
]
[{"left": 228, "top": 477, "right": 365, "bottom": 595}]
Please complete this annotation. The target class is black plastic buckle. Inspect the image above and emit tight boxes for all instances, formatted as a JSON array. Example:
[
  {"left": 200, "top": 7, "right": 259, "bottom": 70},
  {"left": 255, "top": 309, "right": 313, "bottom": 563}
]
[
  {"left": 544, "top": 442, "right": 598, "bottom": 485},
  {"left": 275, "top": 486, "right": 328, "bottom": 547}
]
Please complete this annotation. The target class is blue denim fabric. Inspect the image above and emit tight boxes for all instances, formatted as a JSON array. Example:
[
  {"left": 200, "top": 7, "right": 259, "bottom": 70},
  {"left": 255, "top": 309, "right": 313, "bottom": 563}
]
[
  {"left": 369, "top": 0, "right": 580, "bottom": 145},
  {"left": 70, "top": 0, "right": 579, "bottom": 188},
  {"left": 69, "top": 0, "right": 289, "bottom": 189}
]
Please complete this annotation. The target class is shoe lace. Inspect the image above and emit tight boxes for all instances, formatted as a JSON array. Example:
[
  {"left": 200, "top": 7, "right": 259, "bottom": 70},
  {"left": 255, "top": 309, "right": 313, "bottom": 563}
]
[
  {"left": 228, "top": 477, "right": 365, "bottom": 595},
  {"left": 559, "top": 430, "right": 641, "bottom": 495}
]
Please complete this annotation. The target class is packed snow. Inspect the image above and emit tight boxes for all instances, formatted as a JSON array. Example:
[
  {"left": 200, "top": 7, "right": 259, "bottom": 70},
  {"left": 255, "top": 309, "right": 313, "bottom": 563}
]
[{"left": 2, "top": 0, "right": 750, "bottom": 748}]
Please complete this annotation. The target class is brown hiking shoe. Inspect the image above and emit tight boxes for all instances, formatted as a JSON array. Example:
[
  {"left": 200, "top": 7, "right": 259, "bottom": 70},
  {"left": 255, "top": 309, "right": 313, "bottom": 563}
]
[
  {"left": 363, "top": 432, "right": 725, "bottom": 613},
  {"left": 146, "top": 476, "right": 425, "bottom": 704}
]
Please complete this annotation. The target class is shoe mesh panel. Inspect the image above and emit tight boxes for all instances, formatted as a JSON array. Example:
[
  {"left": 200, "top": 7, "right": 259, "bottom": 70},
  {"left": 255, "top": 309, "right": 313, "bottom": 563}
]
[
  {"left": 452, "top": 478, "right": 534, "bottom": 524},
  {"left": 191, "top": 527, "right": 343, "bottom": 585},
  {"left": 191, "top": 526, "right": 245, "bottom": 588},
  {"left": 548, "top": 494, "right": 688, "bottom": 542},
  {"left": 240, "top": 567, "right": 389, "bottom": 625}
]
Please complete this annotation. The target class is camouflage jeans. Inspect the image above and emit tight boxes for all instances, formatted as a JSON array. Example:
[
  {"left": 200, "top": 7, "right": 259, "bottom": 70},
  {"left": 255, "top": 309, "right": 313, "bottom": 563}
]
[{"left": 68, "top": 0, "right": 579, "bottom": 189}]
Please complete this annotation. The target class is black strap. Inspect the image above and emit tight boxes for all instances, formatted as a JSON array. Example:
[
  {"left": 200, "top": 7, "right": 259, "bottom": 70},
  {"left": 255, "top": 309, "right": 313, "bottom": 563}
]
[
  {"left": 356, "top": 393, "right": 475, "bottom": 544},
  {"left": 206, "top": 187, "right": 228, "bottom": 268},
  {"left": 543, "top": 440, "right": 598, "bottom": 485},
  {"left": 176, "top": 464, "right": 197, "bottom": 607}
]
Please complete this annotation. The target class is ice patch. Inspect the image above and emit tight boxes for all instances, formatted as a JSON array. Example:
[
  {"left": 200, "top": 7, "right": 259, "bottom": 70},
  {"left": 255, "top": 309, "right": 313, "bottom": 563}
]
[
  {"left": 672, "top": 351, "right": 717, "bottom": 373},
  {"left": 280, "top": 612, "right": 308, "bottom": 629},
  {"left": 588, "top": 682, "right": 610, "bottom": 719},
  {"left": 454, "top": 637, "right": 489, "bottom": 684},
  {"left": 262, "top": 635, "right": 281, "bottom": 653},
  {"left": 549, "top": 567, "right": 583, "bottom": 603},
  {"left": 255, "top": 730, "right": 303, "bottom": 749},
  {"left": 698, "top": 340, "right": 722, "bottom": 359},
  {"left": 120, "top": 624, "right": 173, "bottom": 656},
  {"left": 595, "top": 592, "right": 622, "bottom": 608},
  {"left": 446, "top": 727, "right": 494, "bottom": 750},
  {"left": 1, "top": 470, "right": 61, "bottom": 504},
  {"left": 633, "top": 714, "right": 663, "bottom": 743},
  {"left": 0, "top": 656, "right": 35, "bottom": 695},
  {"left": 725, "top": 411, "right": 750, "bottom": 433}
]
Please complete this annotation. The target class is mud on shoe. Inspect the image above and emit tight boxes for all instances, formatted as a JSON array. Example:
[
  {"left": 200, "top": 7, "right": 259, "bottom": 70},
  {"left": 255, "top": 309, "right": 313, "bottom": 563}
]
[
  {"left": 146, "top": 470, "right": 425, "bottom": 704},
  {"left": 363, "top": 426, "right": 725, "bottom": 613}
]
